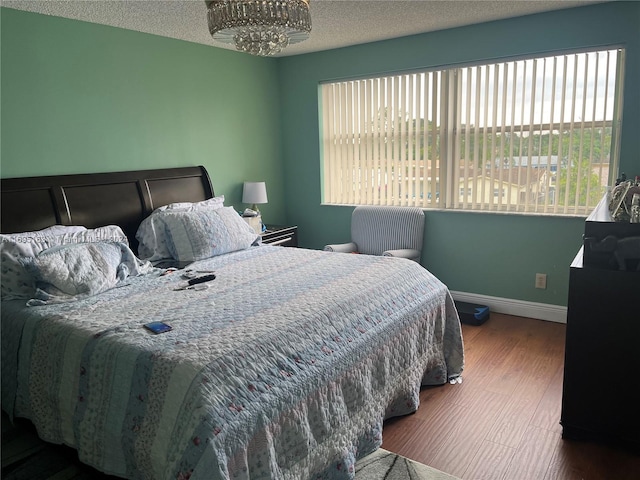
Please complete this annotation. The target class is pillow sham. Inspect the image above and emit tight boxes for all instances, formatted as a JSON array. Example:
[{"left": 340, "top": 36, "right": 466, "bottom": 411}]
[
  {"left": 2, "top": 224, "right": 87, "bottom": 243},
  {"left": 1, "top": 225, "right": 128, "bottom": 301},
  {"left": 160, "top": 196, "right": 225, "bottom": 212},
  {"left": 1, "top": 225, "right": 85, "bottom": 301},
  {"left": 136, "top": 195, "right": 225, "bottom": 262},
  {"left": 1, "top": 243, "right": 38, "bottom": 301},
  {"left": 21, "top": 241, "right": 152, "bottom": 306},
  {"left": 160, "top": 206, "right": 258, "bottom": 262},
  {"left": 54, "top": 225, "right": 129, "bottom": 245}
]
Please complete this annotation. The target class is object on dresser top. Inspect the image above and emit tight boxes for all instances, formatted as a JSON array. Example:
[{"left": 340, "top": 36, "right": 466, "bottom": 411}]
[
  {"left": 609, "top": 180, "right": 640, "bottom": 222},
  {"left": 631, "top": 194, "right": 640, "bottom": 223}
]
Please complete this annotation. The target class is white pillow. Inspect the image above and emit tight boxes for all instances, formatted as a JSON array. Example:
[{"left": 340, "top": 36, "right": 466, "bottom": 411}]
[
  {"left": 160, "top": 206, "right": 258, "bottom": 262},
  {"left": 160, "top": 196, "right": 225, "bottom": 211},
  {"left": 21, "top": 241, "right": 152, "bottom": 305},
  {"left": 1, "top": 225, "right": 128, "bottom": 300},
  {"left": 2, "top": 224, "right": 87, "bottom": 242},
  {"left": 136, "top": 195, "right": 225, "bottom": 262},
  {"left": 55, "top": 225, "right": 129, "bottom": 245},
  {"left": 1, "top": 225, "right": 85, "bottom": 301}
]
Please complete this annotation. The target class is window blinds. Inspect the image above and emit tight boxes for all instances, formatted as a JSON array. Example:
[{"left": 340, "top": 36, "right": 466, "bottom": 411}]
[{"left": 321, "top": 48, "right": 624, "bottom": 215}]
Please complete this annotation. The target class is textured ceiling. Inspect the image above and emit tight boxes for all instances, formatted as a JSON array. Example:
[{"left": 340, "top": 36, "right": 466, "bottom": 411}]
[{"left": 2, "top": 0, "right": 611, "bottom": 57}]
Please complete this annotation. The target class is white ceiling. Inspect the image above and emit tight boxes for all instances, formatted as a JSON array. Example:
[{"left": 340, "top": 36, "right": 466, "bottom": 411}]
[{"left": 2, "top": 0, "right": 611, "bottom": 57}]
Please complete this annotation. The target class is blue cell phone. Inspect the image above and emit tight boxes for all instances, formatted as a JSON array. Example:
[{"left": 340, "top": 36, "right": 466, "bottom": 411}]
[{"left": 143, "top": 321, "right": 172, "bottom": 334}]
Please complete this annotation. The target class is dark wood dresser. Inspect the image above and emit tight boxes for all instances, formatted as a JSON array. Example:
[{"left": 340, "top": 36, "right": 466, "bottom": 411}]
[{"left": 561, "top": 194, "right": 640, "bottom": 450}]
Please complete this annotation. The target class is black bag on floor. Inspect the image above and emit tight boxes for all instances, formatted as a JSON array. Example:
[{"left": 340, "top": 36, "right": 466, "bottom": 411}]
[{"left": 455, "top": 301, "right": 490, "bottom": 326}]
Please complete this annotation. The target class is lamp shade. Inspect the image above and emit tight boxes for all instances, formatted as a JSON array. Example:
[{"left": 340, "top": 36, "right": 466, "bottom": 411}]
[{"left": 242, "top": 182, "right": 268, "bottom": 205}]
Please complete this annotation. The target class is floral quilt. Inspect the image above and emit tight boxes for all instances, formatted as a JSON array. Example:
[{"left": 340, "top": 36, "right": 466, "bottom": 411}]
[{"left": 2, "top": 246, "right": 464, "bottom": 480}]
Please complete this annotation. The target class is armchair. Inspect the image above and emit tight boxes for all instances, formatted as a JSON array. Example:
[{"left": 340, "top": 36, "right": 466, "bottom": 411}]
[{"left": 324, "top": 206, "right": 425, "bottom": 262}]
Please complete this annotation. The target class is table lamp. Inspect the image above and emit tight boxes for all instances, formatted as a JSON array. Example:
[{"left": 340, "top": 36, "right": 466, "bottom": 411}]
[
  {"left": 242, "top": 181, "right": 268, "bottom": 214},
  {"left": 242, "top": 181, "right": 268, "bottom": 233}
]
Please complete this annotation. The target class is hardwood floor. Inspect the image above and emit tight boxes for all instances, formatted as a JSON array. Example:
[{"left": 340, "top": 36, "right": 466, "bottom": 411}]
[{"left": 381, "top": 313, "right": 640, "bottom": 480}]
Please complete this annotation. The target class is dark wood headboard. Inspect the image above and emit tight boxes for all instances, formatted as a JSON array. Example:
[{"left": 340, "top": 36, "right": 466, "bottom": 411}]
[{"left": 1, "top": 166, "right": 214, "bottom": 253}]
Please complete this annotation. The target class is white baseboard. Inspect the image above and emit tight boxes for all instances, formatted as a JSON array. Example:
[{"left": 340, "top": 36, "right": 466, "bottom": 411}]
[{"left": 450, "top": 291, "right": 567, "bottom": 324}]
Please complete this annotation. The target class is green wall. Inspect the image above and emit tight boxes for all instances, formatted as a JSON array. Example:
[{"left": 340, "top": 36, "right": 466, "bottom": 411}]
[
  {"left": 0, "top": 7, "right": 286, "bottom": 223},
  {"left": 278, "top": 1, "right": 640, "bottom": 306},
  {"left": 2, "top": 3, "right": 638, "bottom": 308}
]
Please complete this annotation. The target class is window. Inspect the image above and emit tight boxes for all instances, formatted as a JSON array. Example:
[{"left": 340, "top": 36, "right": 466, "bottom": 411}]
[{"left": 320, "top": 48, "right": 625, "bottom": 215}]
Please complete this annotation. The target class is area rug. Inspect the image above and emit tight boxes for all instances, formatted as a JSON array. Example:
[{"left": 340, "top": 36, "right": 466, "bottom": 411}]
[
  {"left": 355, "top": 448, "right": 460, "bottom": 480},
  {"left": 2, "top": 414, "right": 459, "bottom": 480}
]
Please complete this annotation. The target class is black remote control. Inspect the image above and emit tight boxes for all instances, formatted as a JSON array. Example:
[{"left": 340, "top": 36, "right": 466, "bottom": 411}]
[{"left": 187, "top": 274, "right": 217, "bottom": 285}]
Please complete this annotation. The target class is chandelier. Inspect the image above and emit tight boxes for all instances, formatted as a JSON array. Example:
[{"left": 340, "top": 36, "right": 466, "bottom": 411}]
[{"left": 206, "top": 0, "right": 312, "bottom": 56}]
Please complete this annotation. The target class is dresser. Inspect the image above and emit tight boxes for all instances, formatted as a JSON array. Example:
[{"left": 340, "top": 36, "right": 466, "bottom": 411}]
[{"left": 561, "top": 195, "right": 640, "bottom": 450}]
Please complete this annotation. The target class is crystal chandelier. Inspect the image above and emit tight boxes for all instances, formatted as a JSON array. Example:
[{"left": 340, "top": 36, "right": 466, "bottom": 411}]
[{"left": 206, "top": 0, "right": 312, "bottom": 56}]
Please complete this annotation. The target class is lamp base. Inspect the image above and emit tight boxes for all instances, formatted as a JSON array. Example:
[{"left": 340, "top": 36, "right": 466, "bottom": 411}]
[{"left": 243, "top": 214, "right": 263, "bottom": 234}]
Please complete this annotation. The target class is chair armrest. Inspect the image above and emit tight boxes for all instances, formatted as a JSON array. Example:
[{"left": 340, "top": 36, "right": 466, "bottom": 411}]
[
  {"left": 324, "top": 242, "right": 358, "bottom": 253},
  {"left": 383, "top": 248, "right": 421, "bottom": 262}
]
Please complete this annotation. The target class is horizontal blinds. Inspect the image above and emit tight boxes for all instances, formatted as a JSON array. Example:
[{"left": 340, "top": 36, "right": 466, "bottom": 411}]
[{"left": 322, "top": 48, "right": 623, "bottom": 215}]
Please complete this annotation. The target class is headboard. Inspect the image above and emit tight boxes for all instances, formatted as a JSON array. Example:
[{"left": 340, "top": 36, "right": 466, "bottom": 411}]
[{"left": 1, "top": 166, "right": 214, "bottom": 253}]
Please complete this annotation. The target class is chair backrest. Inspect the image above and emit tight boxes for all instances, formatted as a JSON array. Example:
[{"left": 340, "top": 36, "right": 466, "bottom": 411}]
[{"left": 351, "top": 206, "right": 425, "bottom": 256}]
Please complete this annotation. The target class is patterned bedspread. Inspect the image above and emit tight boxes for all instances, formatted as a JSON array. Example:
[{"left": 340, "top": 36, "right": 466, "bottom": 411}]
[{"left": 1, "top": 246, "right": 464, "bottom": 480}]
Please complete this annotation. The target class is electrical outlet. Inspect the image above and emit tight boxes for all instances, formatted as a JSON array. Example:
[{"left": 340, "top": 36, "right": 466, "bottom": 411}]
[{"left": 535, "top": 273, "right": 547, "bottom": 289}]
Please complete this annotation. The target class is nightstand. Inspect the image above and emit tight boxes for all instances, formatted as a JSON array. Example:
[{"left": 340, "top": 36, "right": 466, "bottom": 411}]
[{"left": 261, "top": 225, "right": 298, "bottom": 247}]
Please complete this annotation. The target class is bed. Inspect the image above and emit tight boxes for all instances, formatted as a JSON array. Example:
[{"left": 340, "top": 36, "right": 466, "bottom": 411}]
[{"left": 1, "top": 166, "right": 464, "bottom": 480}]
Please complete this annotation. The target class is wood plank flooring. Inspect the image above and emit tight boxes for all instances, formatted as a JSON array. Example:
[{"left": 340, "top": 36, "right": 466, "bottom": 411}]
[{"left": 381, "top": 313, "right": 640, "bottom": 480}]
